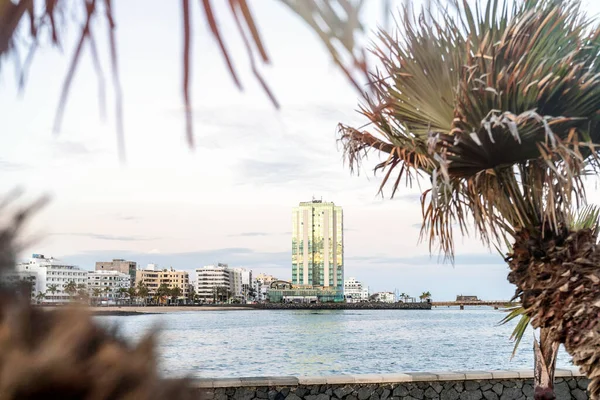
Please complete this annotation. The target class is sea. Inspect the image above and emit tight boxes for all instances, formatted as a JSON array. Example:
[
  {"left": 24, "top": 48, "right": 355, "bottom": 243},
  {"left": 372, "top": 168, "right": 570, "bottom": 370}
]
[{"left": 95, "top": 307, "right": 574, "bottom": 378}]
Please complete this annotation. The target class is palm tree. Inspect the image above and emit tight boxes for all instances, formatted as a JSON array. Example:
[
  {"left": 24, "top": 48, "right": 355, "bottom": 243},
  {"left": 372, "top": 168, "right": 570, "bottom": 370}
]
[
  {"left": 127, "top": 286, "right": 138, "bottom": 305},
  {"left": 137, "top": 282, "right": 149, "bottom": 306},
  {"left": 77, "top": 284, "right": 88, "bottom": 303},
  {"left": 92, "top": 288, "right": 102, "bottom": 306},
  {"left": 169, "top": 287, "right": 182, "bottom": 306},
  {"left": 35, "top": 291, "right": 46, "bottom": 305},
  {"left": 47, "top": 284, "right": 58, "bottom": 301},
  {"left": 117, "top": 287, "right": 128, "bottom": 306},
  {"left": 420, "top": 292, "right": 432, "bottom": 302},
  {"left": 187, "top": 286, "right": 196, "bottom": 305},
  {"left": 63, "top": 281, "right": 77, "bottom": 300},
  {"left": 338, "top": 1, "right": 600, "bottom": 398},
  {"left": 156, "top": 284, "right": 170, "bottom": 306}
]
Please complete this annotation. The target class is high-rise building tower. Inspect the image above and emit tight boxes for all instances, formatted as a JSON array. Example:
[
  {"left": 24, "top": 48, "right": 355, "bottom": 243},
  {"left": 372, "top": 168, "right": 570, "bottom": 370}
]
[{"left": 292, "top": 199, "right": 343, "bottom": 294}]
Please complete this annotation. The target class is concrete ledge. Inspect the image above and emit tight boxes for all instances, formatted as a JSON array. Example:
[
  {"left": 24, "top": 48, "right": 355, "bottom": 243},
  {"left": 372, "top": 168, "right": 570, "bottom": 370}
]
[{"left": 203, "top": 369, "right": 583, "bottom": 388}]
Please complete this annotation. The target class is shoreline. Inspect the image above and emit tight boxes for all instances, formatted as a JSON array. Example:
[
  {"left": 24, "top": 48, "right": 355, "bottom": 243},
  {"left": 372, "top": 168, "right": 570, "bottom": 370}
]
[
  {"left": 90, "top": 306, "right": 252, "bottom": 315},
  {"left": 88, "top": 302, "right": 431, "bottom": 315}
]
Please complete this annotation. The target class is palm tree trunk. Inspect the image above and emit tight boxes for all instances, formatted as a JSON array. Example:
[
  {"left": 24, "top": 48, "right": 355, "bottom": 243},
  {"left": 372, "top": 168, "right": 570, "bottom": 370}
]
[
  {"left": 508, "top": 226, "right": 600, "bottom": 398},
  {"left": 533, "top": 328, "right": 559, "bottom": 400}
]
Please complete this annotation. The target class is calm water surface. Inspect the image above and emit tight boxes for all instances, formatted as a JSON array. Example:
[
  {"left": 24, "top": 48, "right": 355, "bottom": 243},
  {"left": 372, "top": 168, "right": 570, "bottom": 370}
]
[{"left": 96, "top": 308, "right": 573, "bottom": 378}]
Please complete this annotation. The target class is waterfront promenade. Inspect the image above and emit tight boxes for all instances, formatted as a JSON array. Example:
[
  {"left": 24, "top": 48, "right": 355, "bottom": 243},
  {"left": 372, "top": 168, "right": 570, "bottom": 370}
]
[{"left": 192, "top": 369, "right": 587, "bottom": 400}]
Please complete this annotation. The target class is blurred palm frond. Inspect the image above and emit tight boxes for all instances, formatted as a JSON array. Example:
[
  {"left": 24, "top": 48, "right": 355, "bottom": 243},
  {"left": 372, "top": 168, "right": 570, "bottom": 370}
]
[{"left": 0, "top": 0, "right": 372, "bottom": 159}]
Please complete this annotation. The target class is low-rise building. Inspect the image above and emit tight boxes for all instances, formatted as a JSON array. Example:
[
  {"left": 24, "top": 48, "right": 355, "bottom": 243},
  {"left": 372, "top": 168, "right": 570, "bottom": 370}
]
[
  {"left": 267, "top": 281, "right": 342, "bottom": 303},
  {"left": 95, "top": 258, "right": 137, "bottom": 285},
  {"left": 195, "top": 263, "right": 231, "bottom": 303},
  {"left": 252, "top": 279, "right": 263, "bottom": 302},
  {"left": 344, "top": 277, "right": 369, "bottom": 303},
  {"left": 14, "top": 254, "right": 88, "bottom": 304},
  {"left": 456, "top": 295, "right": 479, "bottom": 302},
  {"left": 255, "top": 273, "right": 278, "bottom": 302},
  {"left": 370, "top": 291, "right": 396, "bottom": 303},
  {"left": 135, "top": 265, "right": 189, "bottom": 302},
  {"left": 88, "top": 270, "right": 131, "bottom": 305}
]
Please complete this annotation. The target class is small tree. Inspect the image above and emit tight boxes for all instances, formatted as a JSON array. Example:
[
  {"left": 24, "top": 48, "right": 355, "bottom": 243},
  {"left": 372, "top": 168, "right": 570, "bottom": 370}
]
[
  {"left": 47, "top": 284, "right": 58, "bottom": 301},
  {"left": 188, "top": 286, "right": 196, "bottom": 305},
  {"left": 64, "top": 281, "right": 77, "bottom": 300},
  {"left": 156, "top": 284, "right": 170, "bottom": 305},
  {"left": 76, "top": 284, "right": 88, "bottom": 303},
  {"left": 170, "top": 287, "right": 182, "bottom": 306},
  {"left": 127, "top": 287, "right": 137, "bottom": 305},
  {"left": 117, "top": 287, "right": 128, "bottom": 305},
  {"left": 35, "top": 291, "right": 46, "bottom": 304},
  {"left": 92, "top": 288, "right": 102, "bottom": 306},
  {"left": 137, "top": 282, "right": 149, "bottom": 306}
]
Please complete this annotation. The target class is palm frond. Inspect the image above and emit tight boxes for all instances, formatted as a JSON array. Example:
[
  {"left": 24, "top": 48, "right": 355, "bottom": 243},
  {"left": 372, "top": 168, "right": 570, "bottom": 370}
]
[
  {"left": 570, "top": 204, "right": 600, "bottom": 234},
  {"left": 339, "top": 0, "right": 600, "bottom": 258},
  {"left": 499, "top": 305, "right": 530, "bottom": 359}
]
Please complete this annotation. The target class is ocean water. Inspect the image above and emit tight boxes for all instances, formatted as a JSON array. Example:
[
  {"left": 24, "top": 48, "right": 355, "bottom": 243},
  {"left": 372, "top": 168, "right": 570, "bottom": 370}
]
[{"left": 95, "top": 308, "right": 574, "bottom": 378}]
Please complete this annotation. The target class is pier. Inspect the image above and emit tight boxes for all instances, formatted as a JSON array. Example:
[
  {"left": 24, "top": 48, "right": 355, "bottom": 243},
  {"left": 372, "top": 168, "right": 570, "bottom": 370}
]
[{"left": 431, "top": 300, "right": 517, "bottom": 310}]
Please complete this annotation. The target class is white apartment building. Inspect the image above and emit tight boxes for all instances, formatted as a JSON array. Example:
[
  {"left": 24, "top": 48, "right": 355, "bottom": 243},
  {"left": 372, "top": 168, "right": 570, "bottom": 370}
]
[
  {"left": 344, "top": 277, "right": 369, "bottom": 303},
  {"left": 15, "top": 254, "right": 88, "bottom": 303},
  {"left": 88, "top": 270, "right": 131, "bottom": 304},
  {"left": 230, "top": 267, "right": 244, "bottom": 300},
  {"left": 371, "top": 291, "right": 396, "bottom": 303},
  {"left": 196, "top": 264, "right": 255, "bottom": 303},
  {"left": 252, "top": 279, "right": 263, "bottom": 302},
  {"left": 195, "top": 263, "right": 231, "bottom": 303},
  {"left": 231, "top": 267, "right": 253, "bottom": 302}
]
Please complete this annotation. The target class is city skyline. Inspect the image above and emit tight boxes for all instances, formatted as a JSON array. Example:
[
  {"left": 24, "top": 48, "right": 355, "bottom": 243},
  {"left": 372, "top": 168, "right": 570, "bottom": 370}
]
[{"left": 5, "top": 0, "right": 591, "bottom": 300}]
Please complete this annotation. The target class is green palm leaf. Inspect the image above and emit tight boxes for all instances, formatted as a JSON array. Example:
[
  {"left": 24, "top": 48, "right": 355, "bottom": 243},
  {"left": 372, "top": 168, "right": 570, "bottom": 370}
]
[{"left": 499, "top": 305, "right": 530, "bottom": 359}]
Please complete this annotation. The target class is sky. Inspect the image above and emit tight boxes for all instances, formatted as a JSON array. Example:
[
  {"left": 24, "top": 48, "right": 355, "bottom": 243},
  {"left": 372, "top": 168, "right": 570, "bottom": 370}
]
[{"left": 2, "top": 0, "right": 600, "bottom": 301}]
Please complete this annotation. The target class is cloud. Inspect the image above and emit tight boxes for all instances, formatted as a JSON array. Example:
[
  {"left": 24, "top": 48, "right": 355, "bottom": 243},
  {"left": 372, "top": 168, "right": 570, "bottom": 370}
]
[
  {"left": 52, "top": 141, "right": 93, "bottom": 156},
  {"left": 0, "top": 159, "right": 29, "bottom": 171},
  {"left": 236, "top": 159, "right": 325, "bottom": 186},
  {"left": 229, "top": 232, "right": 271, "bottom": 237},
  {"left": 228, "top": 231, "right": 289, "bottom": 237},
  {"left": 52, "top": 233, "right": 159, "bottom": 242},
  {"left": 113, "top": 214, "right": 140, "bottom": 222},
  {"left": 346, "top": 253, "right": 504, "bottom": 266}
]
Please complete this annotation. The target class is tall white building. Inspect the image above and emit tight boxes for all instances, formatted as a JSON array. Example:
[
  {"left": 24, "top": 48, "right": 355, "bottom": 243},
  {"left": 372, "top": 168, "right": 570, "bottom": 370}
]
[
  {"left": 195, "top": 263, "right": 231, "bottom": 303},
  {"left": 292, "top": 199, "right": 344, "bottom": 301},
  {"left": 88, "top": 270, "right": 131, "bottom": 304},
  {"left": 344, "top": 277, "right": 369, "bottom": 303},
  {"left": 15, "top": 254, "right": 88, "bottom": 303}
]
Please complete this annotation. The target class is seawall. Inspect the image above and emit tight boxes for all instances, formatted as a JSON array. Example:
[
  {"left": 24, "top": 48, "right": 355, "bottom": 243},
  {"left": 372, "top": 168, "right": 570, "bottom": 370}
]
[
  {"left": 194, "top": 370, "right": 588, "bottom": 400},
  {"left": 248, "top": 303, "right": 432, "bottom": 310}
]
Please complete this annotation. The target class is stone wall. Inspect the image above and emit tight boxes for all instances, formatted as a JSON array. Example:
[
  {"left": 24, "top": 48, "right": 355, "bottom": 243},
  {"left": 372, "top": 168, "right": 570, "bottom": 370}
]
[
  {"left": 249, "top": 302, "right": 431, "bottom": 310},
  {"left": 195, "top": 370, "right": 588, "bottom": 400}
]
